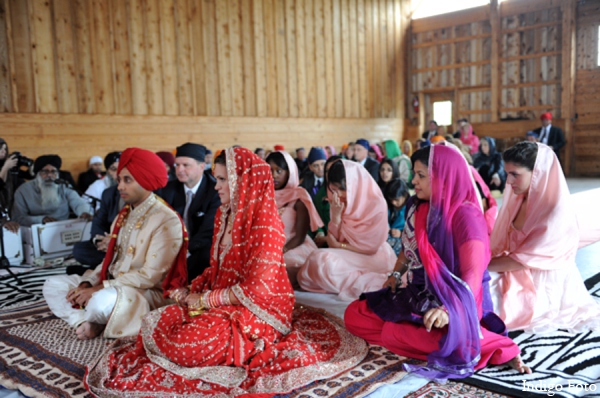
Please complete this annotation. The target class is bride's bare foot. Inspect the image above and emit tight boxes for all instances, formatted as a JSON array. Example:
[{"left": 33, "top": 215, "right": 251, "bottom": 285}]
[
  {"left": 75, "top": 322, "right": 105, "bottom": 340},
  {"left": 506, "top": 354, "right": 532, "bottom": 374}
]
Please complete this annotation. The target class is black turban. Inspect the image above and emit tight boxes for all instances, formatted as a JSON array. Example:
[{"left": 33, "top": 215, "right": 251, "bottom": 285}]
[
  {"left": 34, "top": 155, "right": 62, "bottom": 174},
  {"left": 176, "top": 143, "right": 206, "bottom": 162}
]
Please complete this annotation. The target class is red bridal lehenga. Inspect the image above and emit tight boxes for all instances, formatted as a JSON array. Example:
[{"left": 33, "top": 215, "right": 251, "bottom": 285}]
[{"left": 84, "top": 147, "right": 367, "bottom": 397}]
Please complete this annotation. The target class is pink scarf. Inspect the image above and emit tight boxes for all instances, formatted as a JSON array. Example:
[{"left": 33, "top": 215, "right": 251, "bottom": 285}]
[
  {"left": 275, "top": 151, "right": 324, "bottom": 232},
  {"left": 328, "top": 160, "right": 388, "bottom": 254}
]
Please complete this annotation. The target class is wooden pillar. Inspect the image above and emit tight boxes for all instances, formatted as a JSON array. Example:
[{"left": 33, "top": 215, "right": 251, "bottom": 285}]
[
  {"left": 490, "top": 0, "right": 500, "bottom": 122},
  {"left": 561, "top": 0, "right": 576, "bottom": 175}
]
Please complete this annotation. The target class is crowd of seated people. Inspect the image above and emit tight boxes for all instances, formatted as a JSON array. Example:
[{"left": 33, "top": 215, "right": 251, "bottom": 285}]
[{"left": 2, "top": 114, "right": 598, "bottom": 395}]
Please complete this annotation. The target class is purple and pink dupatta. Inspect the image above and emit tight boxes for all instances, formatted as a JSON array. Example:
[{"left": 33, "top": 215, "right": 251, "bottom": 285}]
[{"left": 404, "top": 145, "right": 489, "bottom": 380}]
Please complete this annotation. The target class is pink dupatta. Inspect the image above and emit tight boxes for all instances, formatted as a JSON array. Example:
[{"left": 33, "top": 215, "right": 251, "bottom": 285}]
[
  {"left": 490, "top": 143, "right": 580, "bottom": 329},
  {"left": 275, "top": 151, "right": 324, "bottom": 232},
  {"left": 328, "top": 160, "right": 388, "bottom": 254}
]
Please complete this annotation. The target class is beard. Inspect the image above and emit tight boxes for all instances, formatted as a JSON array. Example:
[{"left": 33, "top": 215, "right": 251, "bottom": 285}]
[
  {"left": 105, "top": 174, "right": 117, "bottom": 188},
  {"left": 36, "top": 174, "right": 61, "bottom": 210}
]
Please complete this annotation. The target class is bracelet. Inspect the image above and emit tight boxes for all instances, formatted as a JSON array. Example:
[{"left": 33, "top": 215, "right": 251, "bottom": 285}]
[{"left": 389, "top": 271, "right": 402, "bottom": 280}]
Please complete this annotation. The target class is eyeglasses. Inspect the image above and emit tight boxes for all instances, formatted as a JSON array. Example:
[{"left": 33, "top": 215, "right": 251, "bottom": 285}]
[{"left": 39, "top": 169, "right": 59, "bottom": 176}]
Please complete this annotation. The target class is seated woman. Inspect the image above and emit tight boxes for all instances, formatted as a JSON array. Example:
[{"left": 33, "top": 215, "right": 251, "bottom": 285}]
[
  {"left": 377, "top": 158, "right": 400, "bottom": 193},
  {"left": 459, "top": 123, "right": 480, "bottom": 155},
  {"left": 345, "top": 144, "right": 530, "bottom": 381},
  {"left": 489, "top": 141, "right": 600, "bottom": 333},
  {"left": 266, "top": 151, "right": 323, "bottom": 287},
  {"left": 383, "top": 178, "right": 409, "bottom": 255},
  {"left": 473, "top": 137, "right": 506, "bottom": 192},
  {"left": 86, "top": 147, "right": 366, "bottom": 397},
  {"left": 297, "top": 159, "right": 396, "bottom": 301},
  {"left": 383, "top": 140, "right": 411, "bottom": 183}
]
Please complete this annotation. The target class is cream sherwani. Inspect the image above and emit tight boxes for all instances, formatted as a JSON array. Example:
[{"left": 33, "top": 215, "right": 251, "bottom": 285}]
[{"left": 43, "top": 194, "right": 183, "bottom": 338}]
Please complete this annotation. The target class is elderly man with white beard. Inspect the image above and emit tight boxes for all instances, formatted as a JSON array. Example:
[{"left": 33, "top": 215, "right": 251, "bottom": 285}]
[{"left": 12, "top": 155, "right": 93, "bottom": 226}]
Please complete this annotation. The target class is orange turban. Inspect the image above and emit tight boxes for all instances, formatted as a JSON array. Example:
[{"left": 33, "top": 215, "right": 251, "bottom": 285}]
[
  {"left": 431, "top": 135, "right": 446, "bottom": 144},
  {"left": 118, "top": 147, "right": 168, "bottom": 191},
  {"left": 540, "top": 112, "right": 552, "bottom": 121}
]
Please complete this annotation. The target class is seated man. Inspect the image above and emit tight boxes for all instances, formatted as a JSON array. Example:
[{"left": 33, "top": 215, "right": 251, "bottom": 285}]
[
  {"left": 12, "top": 155, "right": 93, "bottom": 226},
  {"left": 70, "top": 184, "right": 123, "bottom": 273},
  {"left": 43, "top": 148, "right": 187, "bottom": 340},
  {"left": 295, "top": 147, "right": 308, "bottom": 173},
  {"left": 353, "top": 138, "right": 380, "bottom": 181},
  {"left": 78, "top": 155, "right": 105, "bottom": 192},
  {"left": 158, "top": 143, "right": 220, "bottom": 282},
  {"left": 299, "top": 146, "right": 327, "bottom": 201},
  {"left": 85, "top": 151, "right": 120, "bottom": 210}
]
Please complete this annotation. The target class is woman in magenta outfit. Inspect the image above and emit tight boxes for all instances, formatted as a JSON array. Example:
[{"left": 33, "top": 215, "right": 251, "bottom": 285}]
[{"left": 344, "top": 144, "right": 530, "bottom": 381}]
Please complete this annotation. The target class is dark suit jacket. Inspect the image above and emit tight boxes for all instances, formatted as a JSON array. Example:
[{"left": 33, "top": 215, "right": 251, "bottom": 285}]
[
  {"left": 299, "top": 171, "right": 322, "bottom": 201},
  {"left": 363, "top": 157, "right": 380, "bottom": 182},
  {"left": 93, "top": 185, "right": 122, "bottom": 237},
  {"left": 534, "top": 126, "right": 566, "bottom": 161},
  {"left": 422, "top": 130, "right": 436, "bottom": 140},
  {"left": 157, "top": 172, "right": 220, "bottom": 278}
]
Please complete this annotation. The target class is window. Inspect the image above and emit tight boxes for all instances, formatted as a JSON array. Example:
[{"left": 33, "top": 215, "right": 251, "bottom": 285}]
[
  {"left": 412, "top": 0, "right": 490, "bottom": 19},
  {"left": 433, "top": 101, "right": 453, "bottom": 126}
]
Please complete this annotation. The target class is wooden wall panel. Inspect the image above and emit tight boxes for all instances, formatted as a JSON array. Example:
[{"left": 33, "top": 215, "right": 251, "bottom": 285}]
[
  {"left": 28, "top": 0, "right": 58, "bottom": 113},
  {"left": 0, "top": 113, "right": 404, "bottom": 176},
  {"left": 409, "top": 0, "right": 599, "bottom": 176},
  {"left": 0, "top": 0, "right": 13, "bottom": 112},
  {"left": 52, "top": 0, "right": 78, "bottom": 114},
  {"left": 110, "top": 0, "right": 133, "bottom": 115},
  {"left": 90, "top": 0, "right": 115, "bottom": 114},
  {"left": 573, "top": 0, "right": 600, "bottom": 176},
  {"left": 8, "top": 0, "right": 441, "bottom": 116}
]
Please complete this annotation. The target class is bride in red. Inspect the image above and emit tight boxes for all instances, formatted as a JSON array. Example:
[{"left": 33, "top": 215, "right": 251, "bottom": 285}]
[{"left": 85, "top": 147, "right": 366, "bottom": 397}]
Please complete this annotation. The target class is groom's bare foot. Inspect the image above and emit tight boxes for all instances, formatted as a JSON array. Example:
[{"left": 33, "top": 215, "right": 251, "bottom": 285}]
[
  {"left": 506, "top": 354, "right": 532, "bottom": 374},
  {"left": 75, "top": 322, "right": 104, "bottom": 340}
]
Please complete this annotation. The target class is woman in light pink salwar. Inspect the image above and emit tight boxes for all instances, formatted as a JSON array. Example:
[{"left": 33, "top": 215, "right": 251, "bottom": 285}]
[
  {"left": 298, "top": 159, "right": 397, "bottom": 301},
  {"left": 489, "top": 142, "right": 600, "bottom": 333},
  {"left": 267, "top": 151, "right": 323, "bottom": 287}
]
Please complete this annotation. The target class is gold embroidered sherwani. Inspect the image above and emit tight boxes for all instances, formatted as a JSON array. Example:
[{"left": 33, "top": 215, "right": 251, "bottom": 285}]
[{"left": 82, "top": 194, "right": 183, "bottom": 338}]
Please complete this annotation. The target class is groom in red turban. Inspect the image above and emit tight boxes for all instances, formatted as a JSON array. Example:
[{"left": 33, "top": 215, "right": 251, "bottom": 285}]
[{"left": 44, "top": 148, "right": 188, "bottom": 340}]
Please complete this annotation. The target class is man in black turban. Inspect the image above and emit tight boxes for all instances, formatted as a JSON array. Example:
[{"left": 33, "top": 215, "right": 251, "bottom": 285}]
[{"left": 12, "top": 155, "right": 93, "bottom": 226}]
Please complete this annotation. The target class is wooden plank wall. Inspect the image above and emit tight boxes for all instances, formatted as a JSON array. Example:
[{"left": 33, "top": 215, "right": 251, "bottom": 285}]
[
  {"left": 0, "top": 0, "right": 407, "bottom": 119},
  {"left": 407, "top": 0, "right": 596, "bottom": 176},
  {"left": 574, "top": 0, "right": 600, "bottom": 175},
  {"left": 0, "top": 0, "right": 410, "bottom": 176},
  {"left": 0, "top": 113, "right": 403, "bottom": 173}
]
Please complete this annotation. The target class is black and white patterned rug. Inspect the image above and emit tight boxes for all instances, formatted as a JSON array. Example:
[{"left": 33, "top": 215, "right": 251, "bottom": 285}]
[
  {"left": 465, "top": 273, "right": 600, "bottom": 398},
  {"left": 0, "top": 267, "right": 66, "bottom": 311}
]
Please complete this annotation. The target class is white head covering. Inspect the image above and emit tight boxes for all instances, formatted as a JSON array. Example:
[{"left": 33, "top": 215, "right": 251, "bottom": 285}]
[{"left": 89, "top": 156, "right": 103, "bottom": 166}]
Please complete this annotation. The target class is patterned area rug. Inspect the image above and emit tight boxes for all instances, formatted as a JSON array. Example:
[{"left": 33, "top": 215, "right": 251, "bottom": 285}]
[
  {"left": 0, "top": 268, "right": 417, "bottom": 398},
  {"left": 463, "top": 273, "right": 600, "bottom": 398},
  {"left": 406, "top": 381, "right": 512, "bottom": 397}
]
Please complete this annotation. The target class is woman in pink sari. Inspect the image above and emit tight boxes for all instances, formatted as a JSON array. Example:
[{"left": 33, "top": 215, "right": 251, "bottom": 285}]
[
  {"left": 297, "top": 160, "right": 397, "bottom": 301},
  {"left": 460, "top": 123, "right": 480, "bottom": 155},
  {"left": 489, "top": 142, "right": 600, "bottom": 333},
  {"left": 345, "top": 145, "right": 529, "bottom": 381},
  {"left": 267, "top": 150, "right": 323, "bottom": 287}
]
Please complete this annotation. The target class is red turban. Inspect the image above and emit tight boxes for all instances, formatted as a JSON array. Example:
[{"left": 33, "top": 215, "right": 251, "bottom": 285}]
[
  {"left": 540, "top": 112, "right": 552, "bottom": 121},
  {"left": 118, "top": 148, "right": 168, "bottom": 191},
  {"left": 274, "top": 144, "right": 285, "bottom": 151}
]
